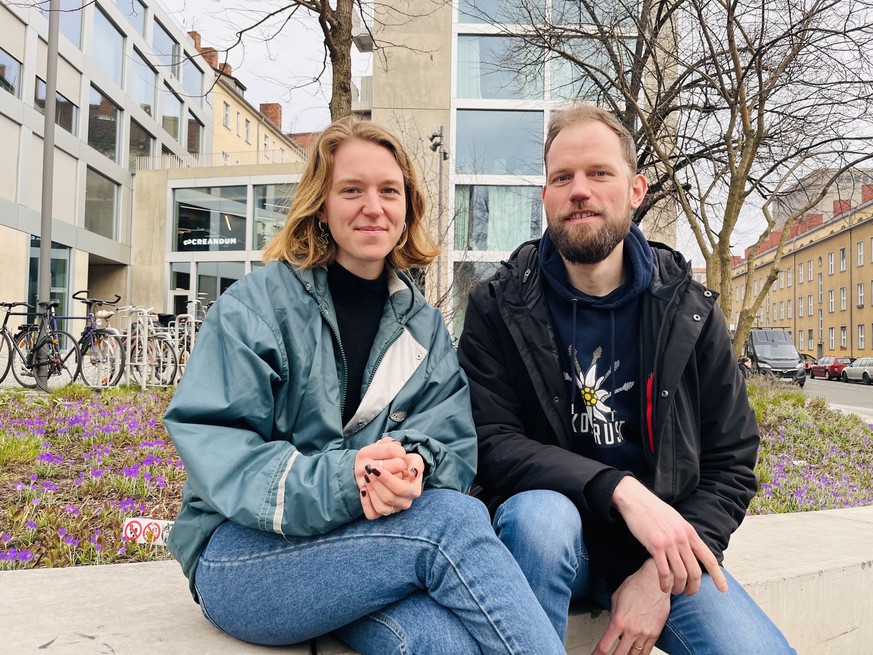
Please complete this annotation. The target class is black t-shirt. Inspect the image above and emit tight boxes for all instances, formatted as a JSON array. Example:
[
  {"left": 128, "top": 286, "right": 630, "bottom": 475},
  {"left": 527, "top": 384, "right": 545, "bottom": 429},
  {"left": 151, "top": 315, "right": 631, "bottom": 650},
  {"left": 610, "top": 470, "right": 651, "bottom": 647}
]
[{"left": 327, "top": 263, "right": 389, "bottom": 427}]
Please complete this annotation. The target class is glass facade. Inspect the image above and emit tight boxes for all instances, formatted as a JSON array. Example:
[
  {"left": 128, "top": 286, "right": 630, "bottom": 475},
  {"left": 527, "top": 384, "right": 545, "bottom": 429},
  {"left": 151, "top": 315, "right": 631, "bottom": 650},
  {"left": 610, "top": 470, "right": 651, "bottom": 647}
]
[
  {"left": 129, "top": 119, "right": 153, "bottom": 169},
  {"left": 454, "top": 185, "right": 542, "bottom": 251},
  {"left": 455, "top": 110, "right": 543, "bottom": 175},
  {"left": 186, "top": 112, "right": 203, "bottom": 155},
  {"left": 41, "top": 0, "right": 82, "bottom": 48},
  {"left": 174, "top": 187, "right": 247, "bottom": 252},
  {"left": 28, "top": 237, "right": 70, "bottom": 317},
  {"left": 458, "top": 0, "right": 546, "bottom": 24},
  {"left": 254, "top": 184, "right": 296, "bottom": 250},
  {"left": 197, "top": 262, "right": 245, "bottom": 305},
  {"left": 161, "top": 84, "right": 182, "bottom": 140},
  {"left": 92, "top": 7, "right": 124, "bottom": 86},
  {"left": 88, "top": 86, "right": 120, "bottom": 162},
  {"left": 182, "top": 57, "right": 203, "bottom": 104},
  {"left": 130, "top": 50, "right": 156, "bottom": 116},
  {"left": 451, "top": 261, "right": 502, "bottom": 336},
  {"left": 116, "top": 0, "right": 146, "bottom": 35},
  {"left": 34, "top": 77, "right": 78, "bottom": 135},
  {"left": 0, "top": 47, "right": 21, "bottom": 97},
  {"left": 153, "top": 20, "right": 180, "bottom": 77},
  {"left": 550, "top": 38, "right": 618, "bottom": 101},
  {"left": 457, "top": 36, "right": 542, "bottom": 99},
  {"left": 85, "top": 168, "right": 118, "bottom": 239}
]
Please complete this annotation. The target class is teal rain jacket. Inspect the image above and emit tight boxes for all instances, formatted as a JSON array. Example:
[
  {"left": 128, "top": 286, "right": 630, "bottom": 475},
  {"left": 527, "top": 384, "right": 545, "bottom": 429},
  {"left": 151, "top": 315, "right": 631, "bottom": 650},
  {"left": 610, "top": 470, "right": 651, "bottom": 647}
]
[{"left": 164, "top": 262, "right": 477, "bottom": 597}]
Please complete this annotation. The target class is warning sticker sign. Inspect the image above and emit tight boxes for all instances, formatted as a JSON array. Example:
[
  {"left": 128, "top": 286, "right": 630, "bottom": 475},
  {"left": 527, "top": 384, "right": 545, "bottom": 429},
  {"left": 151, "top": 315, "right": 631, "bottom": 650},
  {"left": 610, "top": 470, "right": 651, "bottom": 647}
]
[{"left": 122, "top": 518, "right": 174, "bottom": 545}]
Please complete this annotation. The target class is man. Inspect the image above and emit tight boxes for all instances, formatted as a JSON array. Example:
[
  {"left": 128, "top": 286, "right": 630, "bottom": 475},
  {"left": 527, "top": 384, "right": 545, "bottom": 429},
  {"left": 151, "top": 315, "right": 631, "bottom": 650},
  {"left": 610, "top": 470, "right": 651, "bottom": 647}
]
[{"left": 457, "top": 103, "right": 794, "bottom": 655}]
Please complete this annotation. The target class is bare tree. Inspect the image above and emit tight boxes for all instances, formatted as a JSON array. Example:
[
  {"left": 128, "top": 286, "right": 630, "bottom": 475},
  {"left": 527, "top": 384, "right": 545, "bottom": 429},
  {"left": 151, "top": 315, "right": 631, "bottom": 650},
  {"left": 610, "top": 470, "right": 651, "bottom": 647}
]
[{"left": 474, "top": 0, "right": 873, "bottom": 350}]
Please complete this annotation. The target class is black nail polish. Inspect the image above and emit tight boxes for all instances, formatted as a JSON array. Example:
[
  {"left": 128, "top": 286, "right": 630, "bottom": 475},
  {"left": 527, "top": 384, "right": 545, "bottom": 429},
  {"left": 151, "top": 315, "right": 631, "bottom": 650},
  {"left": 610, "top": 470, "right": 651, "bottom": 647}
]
[
  {"left": 411, "top": 467, "right": 419, "bottom": 478},
  {"left": 361, "top": 489, "right": 367, "bottom": 497},
  {"left": 372, "top": 468, "right": 381, "bottom": 477},
  {"left": 365, "top": 474, "right": 371, "bottom": 483},
  {"left": 365, "top": 464, "right": 373, "bottom": 474}
]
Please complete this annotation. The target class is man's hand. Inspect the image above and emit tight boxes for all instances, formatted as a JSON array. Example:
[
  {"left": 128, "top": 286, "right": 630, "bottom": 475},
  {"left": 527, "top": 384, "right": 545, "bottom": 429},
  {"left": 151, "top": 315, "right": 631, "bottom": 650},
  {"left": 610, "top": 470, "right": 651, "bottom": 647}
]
[
  {"left": 593, "top": 559, "right": 669, "bottom": 655},
  {"left": 612, "top": 477, "right": 728, "bottom": 595}
]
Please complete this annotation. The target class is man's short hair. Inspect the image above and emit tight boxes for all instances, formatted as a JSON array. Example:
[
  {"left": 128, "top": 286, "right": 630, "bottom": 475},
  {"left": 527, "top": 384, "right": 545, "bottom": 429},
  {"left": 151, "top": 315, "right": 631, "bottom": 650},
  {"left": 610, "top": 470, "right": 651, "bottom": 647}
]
[{"left": 544, "top": 103, "right": 638, "bottom": 176}]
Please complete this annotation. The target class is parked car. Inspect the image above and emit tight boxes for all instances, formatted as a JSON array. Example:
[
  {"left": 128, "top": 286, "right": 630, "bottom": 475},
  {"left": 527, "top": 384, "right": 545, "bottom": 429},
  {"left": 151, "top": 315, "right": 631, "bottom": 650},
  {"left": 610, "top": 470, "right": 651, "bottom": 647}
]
[
  {"left": 799, "top": 353, "right": 817, "bottom": 375},
  {"left": 842, "top": 357, "right": 873, "bottom": 384},
  {"left": 810, "top": 356, "right": 855, "bottom": 380}
]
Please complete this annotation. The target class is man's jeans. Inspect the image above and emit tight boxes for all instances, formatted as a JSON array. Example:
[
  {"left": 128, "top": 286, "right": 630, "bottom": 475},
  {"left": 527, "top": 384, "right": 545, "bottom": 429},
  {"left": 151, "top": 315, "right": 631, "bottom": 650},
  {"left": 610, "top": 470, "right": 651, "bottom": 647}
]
[
  {"left": 193, "top": 489, "right": 565, "bottom": 654},
  {"left": 494, "top": 490, "right": 797, "bottom": 655}
]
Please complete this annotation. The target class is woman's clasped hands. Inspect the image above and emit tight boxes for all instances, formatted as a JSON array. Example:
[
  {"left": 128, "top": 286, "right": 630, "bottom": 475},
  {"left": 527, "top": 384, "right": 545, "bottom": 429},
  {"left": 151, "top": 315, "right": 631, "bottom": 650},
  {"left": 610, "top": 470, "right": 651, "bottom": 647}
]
[{"left": 355, "top": 437, "right": 424, "bottom": 520}]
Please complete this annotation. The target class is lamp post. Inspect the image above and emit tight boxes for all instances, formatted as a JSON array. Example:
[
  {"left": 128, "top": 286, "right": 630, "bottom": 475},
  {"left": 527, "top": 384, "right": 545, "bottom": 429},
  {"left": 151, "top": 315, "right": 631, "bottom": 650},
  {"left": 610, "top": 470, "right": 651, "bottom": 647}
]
[{"left": 428, "top": 127, "right": 449, "bottom": 307}]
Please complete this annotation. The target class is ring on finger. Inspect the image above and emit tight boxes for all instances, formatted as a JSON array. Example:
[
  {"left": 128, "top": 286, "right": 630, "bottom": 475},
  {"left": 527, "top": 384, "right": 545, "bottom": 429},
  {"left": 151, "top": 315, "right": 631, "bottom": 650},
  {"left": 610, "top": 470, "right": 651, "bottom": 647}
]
[
  {"left": 379, "top": 459, "right": 384, "bottom": 467},
  {"left": 632, "top": 646, "right": 644, "bottom": 652}
]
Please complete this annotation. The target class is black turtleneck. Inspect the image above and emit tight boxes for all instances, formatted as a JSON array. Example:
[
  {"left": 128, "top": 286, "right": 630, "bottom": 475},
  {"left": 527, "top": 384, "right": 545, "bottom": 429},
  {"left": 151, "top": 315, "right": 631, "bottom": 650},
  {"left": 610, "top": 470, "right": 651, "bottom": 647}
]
[{"left": 327, "top": 262, "right": 389, "bottom": 427}]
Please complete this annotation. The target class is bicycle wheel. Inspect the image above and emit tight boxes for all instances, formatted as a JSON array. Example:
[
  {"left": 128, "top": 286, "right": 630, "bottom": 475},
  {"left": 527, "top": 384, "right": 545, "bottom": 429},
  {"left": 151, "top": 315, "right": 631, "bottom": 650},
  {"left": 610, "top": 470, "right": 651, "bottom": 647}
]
[
  {"left": 0, "top": 332, "right": 11, "bottom": 384},
  {"left": 79, "top": 330, "right": 125, "bottom": 388},
  {"left": 33, "top": 330, "right": 80, "bottom": 393},
  {"left": 10, "top": 328, "right": 38, "bottom": 389},
  {"left": 130, "top": 336, "right": 178, "bottom": 386}
]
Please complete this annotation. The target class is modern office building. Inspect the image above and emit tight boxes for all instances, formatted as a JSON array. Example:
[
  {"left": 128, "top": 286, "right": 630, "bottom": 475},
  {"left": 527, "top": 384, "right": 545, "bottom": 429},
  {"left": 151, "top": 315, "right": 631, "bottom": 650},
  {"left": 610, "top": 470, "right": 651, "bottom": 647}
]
[
  {"left": 0, "top": 0, "right": 212, "bottom": 314},
  {"left": 358, "top": 0, "right": 677, "bottom": 333},
  {"left": 730, "top": 182, "right": 873, "bottom": 359}
]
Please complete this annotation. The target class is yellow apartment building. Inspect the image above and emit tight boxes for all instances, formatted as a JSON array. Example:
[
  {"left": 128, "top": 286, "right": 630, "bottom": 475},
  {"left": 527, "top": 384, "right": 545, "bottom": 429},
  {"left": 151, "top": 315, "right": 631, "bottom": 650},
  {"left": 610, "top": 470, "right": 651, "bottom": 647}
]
[{"left": 730, "top": 184, "right": 873, "bottom": 359}]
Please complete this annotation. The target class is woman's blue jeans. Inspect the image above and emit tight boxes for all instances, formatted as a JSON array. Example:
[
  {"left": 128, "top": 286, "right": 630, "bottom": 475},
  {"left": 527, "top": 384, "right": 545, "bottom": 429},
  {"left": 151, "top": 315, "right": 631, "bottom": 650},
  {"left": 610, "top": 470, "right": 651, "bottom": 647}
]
[
  {"left": 493, "top": 490, "right": 797, "bottom": 655},
  {"left": 193, "top": 489, "right": 565, "bottom": 654}
]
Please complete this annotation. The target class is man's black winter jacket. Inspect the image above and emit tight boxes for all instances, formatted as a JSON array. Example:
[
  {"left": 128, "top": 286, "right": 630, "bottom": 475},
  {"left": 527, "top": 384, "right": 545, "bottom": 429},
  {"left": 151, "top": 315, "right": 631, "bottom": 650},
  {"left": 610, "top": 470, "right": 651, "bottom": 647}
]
[{"left": 457, "top": 238, "right": 760, "bottom": 588}]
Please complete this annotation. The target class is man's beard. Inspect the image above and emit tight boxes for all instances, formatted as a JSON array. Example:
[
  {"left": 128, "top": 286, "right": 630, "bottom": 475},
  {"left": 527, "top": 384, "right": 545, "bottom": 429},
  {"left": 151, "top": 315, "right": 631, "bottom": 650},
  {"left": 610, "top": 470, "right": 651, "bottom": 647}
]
[{"left": 547, "top": 205, "right": 631, "bottom": 265}]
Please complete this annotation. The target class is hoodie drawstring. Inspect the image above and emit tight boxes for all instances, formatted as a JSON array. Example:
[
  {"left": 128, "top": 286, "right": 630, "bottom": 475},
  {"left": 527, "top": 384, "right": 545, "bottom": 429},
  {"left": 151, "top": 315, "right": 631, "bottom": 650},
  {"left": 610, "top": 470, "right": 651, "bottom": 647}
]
[{"left": 569, "top": 299, "right": 578, "bottom": 414}]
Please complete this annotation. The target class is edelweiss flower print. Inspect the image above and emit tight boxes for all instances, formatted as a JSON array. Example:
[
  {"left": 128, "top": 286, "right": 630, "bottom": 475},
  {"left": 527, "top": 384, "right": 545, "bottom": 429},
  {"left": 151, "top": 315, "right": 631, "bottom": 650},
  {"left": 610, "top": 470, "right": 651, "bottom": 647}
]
[{"left": 571, "top": 346, "right": 635, "bottom": 448}]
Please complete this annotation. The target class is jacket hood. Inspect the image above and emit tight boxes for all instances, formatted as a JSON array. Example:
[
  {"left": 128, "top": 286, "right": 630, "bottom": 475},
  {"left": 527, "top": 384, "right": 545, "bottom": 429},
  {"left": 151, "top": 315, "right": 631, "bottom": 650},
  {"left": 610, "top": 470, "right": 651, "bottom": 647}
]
[{"left": 538, "top": 222, "right": 654, "bottom": 308}]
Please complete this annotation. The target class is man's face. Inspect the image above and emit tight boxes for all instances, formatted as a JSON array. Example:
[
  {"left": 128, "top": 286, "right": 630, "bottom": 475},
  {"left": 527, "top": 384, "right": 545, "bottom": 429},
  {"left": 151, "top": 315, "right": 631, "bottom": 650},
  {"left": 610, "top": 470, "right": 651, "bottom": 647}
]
[{"left": 542, "top": 121, "right": 647, "bottom": 265}]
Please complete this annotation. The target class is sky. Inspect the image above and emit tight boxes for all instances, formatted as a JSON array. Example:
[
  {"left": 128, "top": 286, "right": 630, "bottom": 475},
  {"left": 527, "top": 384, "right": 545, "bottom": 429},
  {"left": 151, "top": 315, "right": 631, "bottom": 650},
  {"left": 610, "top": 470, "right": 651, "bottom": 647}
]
[{"left": 169, "top": 0, "right": 370, "bottom": 134}]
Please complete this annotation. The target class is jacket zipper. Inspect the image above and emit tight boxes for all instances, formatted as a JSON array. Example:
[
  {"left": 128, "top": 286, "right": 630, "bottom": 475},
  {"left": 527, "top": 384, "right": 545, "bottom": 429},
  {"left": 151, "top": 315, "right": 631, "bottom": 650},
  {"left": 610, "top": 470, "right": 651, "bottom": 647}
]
[
  {"left": 367, "top": 327, "right": 404, "bottom": 388},
  {"left": 646, "top": 281, "right": 686, "bottom": 454},
  {"left": 318, "top": 305, "right": 349, "bottom": 420}
]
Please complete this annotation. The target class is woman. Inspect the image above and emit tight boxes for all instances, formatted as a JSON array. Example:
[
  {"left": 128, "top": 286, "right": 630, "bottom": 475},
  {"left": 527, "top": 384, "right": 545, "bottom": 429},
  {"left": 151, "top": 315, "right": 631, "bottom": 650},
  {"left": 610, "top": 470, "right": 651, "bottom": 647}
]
[{"left": 164, "top": 118, "right": 564, "bottom": 654}]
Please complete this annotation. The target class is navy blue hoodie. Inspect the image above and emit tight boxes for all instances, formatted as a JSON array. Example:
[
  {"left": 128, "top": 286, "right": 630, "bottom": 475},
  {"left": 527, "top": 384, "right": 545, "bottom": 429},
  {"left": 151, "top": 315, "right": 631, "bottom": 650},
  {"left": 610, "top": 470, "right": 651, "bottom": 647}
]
[{"left": 540, "top": 223, "right": 654, "bottom": 477}]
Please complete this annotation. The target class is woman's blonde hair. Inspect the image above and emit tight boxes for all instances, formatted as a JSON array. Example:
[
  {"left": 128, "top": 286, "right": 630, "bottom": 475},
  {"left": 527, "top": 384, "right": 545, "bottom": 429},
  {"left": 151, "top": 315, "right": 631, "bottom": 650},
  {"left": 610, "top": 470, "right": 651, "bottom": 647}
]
[{"left": 262, "top": 117, "right": 439, "bottom": 270}]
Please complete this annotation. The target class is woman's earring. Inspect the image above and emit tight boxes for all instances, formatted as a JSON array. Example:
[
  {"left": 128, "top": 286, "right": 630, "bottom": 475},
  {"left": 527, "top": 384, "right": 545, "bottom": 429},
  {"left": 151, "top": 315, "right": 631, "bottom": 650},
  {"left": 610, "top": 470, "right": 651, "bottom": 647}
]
[
  {"left": 316, "top": 221, "right": 330, "bottom": 255},
  {"left": 396, "top": 222, "right": 408, "bottom": 249}
]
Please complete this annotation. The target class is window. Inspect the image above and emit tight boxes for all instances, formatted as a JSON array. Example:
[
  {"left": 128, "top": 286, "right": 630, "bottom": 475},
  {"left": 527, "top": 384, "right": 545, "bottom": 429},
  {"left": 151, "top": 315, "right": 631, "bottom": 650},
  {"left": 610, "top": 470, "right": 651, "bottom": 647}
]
[
  {"left": 808, "top": 260, "right": 813, "bottom": 280},
  {"left": 263, "top": 134, "right": 269, "bottom": 156},
  {"left": 798, "top": 297, "right": 804, "bottom": 317},
  {"left": 222, "top": 102, "right": 230, "bottom": 128},
  {"left": 840, "top": 247, "right": 846, "bottom": 272},
  {"left": 35, "top": 77, "right": 78, "bottom": 135},
  {"left": 182, "top": 56, "right": 203, "bottom": 105},
  {"left": 457, "top": 36, "right": 542, "bottom": 100},
  {"left": 799, "top": 331, "right": 805, "bottom": 350},
  {"left": 455, "top": 185, "right": 543, "bottom": 251},
  {"left": 0, "top": 47, "right": 21, "bottom": 97},
  {"left": 840, "top": 326, "right": 847, "bottom": 349},
  {"left": 153, "top": 20, "right": 180, "bottom": 77},
  {"left": 772, "top": 304, "right": 777, "bottom": 321},
  {"left": 115, "top": 0, "right": 146, "bottom": 34},
  {"left": 779, "top": 271, "right": 784, "bottom": 289},
  {"left": 456, "top": 110, "right": 543, "bottom": 175},
  {"left": 829, "top": 327, "right": 835, "bottom": 350},
  {"left": 88, "top": 86, "right": 120, "bottom": 162},
  {"left": 798, "top": 264, "right": 804, "bottom": 284},
  {"left": 254, "top": 183, "right": 297, "bottom": 249},
  {"left": 787, "top": 299, "right": 792, "bottom": 319},
  {"left": 787, "top": 267, "right": 792, "bottom": 287},
  {"left": 187, "top": 112, "right": 203, "bottom": 155},
  {"left": 808, "top": 329, "right": 814, "bottom": 348},
  {"left": 245, "top": 118, "right": 251, "bottom": 143},
  {"left": 818, "top": 273, "right": 823, "bottom": 302},
  {"left": 221, "top": 151, "right": 229, "bottom": 165},
  {"left": 859, "top": 283, "right": 865, "bottom": 308},
  {"left": 458, "top": 0, "right": 546, "bottom": 24},
  {"left": 174, "top": 187, "right": 247, "bottom": 252},
  {"left": 828, "top": 289, "right": 835, "bottom": 312},
  {"left": 85, "top": 168, "right": 118, "bottom": 239},
  {"left": 859, "top": 240, "right": 865, "bottom": 267},
  {"left": 161, "top": 85, "right": 182, "bottom": 140},
  {"left": 840, "top": 287, "right": 847, "bottom": 311},
  {"left": 128, "top": 119, "right": 153, "bottom": 170},
  {"left": 41, "top": 0, "right": 82, "bottom": 47},
  {"left": 452, "top": 261, "right": 503, "bottom": 335},
  {"left": 92, "top": 7, "right": 124, "bottom": 86},
  {"left": 828, "top": 252, "right": 834, "bottom": 274},
  {"left": 551, "top": 38, "right": 623, "bottom": 102},
  {"left": 130, "top": 50, "right": 157, "bottom": 116},
  {"left": 236, "top": 112, "right": 241, "bottom": 135},
  {"left": 808, "top": 295, "right": 813, "bottom": 315},
  {"left": 779, "top": 301, "right": 784, "bottom": 320},
  {"left": 859, "top": 324, "right": 866, "bottom": 350}
]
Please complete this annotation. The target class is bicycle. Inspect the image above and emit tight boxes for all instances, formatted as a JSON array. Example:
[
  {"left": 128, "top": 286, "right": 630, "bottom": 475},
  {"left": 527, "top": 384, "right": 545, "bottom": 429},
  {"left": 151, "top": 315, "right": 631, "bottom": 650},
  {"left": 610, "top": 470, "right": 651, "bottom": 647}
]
[
  {"left": 71, "top": 290, "right": 126, "bottom": 388},
  {"left": 118, "top": 305, "right": 178, "bottom": 386},
  {"left": 0, "top": 299, "right": 81, "bottom": 392}
]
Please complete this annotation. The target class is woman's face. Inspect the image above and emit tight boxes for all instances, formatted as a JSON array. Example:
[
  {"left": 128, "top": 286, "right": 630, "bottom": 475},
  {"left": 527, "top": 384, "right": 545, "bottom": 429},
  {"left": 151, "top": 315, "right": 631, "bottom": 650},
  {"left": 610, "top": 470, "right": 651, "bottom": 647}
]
[{"left": 320, "top": 139, "right": 407, "bottom": 280}]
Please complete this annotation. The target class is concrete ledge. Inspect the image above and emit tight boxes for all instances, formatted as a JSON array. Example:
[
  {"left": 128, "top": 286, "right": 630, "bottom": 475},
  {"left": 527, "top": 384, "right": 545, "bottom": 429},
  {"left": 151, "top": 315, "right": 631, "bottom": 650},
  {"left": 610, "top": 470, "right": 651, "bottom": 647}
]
[{"left": 2, "top": 506, "right": 871, "bottom": 654}]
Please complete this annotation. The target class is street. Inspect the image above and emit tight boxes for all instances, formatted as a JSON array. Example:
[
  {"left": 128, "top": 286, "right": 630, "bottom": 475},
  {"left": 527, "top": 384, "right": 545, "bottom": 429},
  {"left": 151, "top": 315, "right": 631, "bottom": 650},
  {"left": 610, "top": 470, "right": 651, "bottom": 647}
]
[{"left": 803, "top": 376, "right": 873, "bottom": 422}]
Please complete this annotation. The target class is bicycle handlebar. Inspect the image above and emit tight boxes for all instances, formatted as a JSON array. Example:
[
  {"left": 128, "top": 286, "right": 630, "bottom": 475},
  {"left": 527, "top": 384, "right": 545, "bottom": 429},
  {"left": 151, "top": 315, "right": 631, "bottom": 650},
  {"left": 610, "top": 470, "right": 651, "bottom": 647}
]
[
  {"left": 73, "top": 290, "right": 122, "bottom": 306},
  {"left": 0, "top": 301, "right": 32, "bottom": 310}
]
